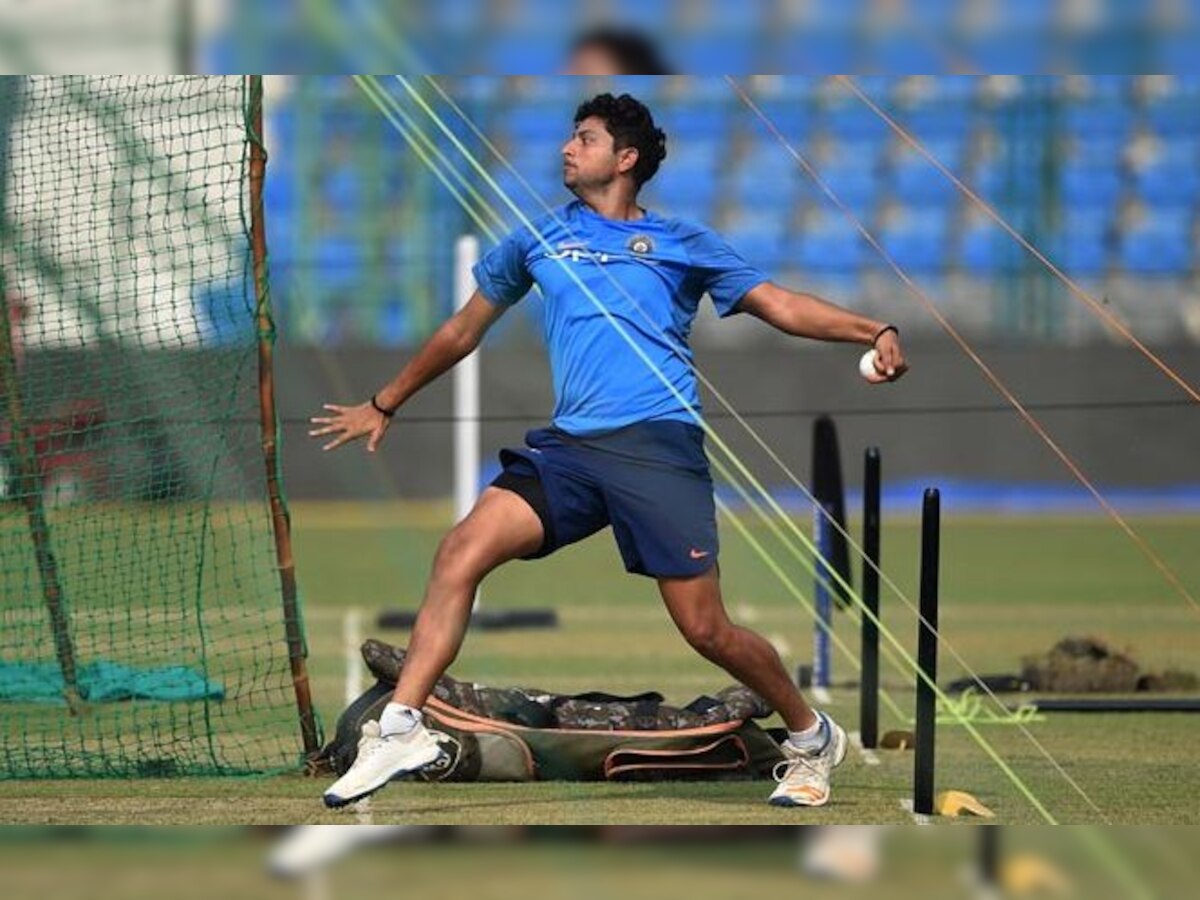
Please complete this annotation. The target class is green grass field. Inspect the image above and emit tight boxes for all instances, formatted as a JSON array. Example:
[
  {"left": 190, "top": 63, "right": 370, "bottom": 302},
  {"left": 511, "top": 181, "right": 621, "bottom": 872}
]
[{"left": 1, "top": 503, "right": 1198, "bottom": 824}]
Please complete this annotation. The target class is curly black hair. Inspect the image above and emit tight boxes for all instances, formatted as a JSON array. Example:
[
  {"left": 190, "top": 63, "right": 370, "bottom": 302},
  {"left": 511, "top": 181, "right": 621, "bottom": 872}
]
[{"left": 574, "top": 93, "right": 668, "bottom": 188}]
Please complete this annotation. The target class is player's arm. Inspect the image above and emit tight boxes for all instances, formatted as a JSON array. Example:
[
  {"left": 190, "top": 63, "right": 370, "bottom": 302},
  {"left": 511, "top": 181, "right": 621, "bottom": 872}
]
[
  {"left": 309, "top": 292, "right": 507, "bottom": 452},
  {"left": 737, "top": 281, "right": 907, "bottom": 381}
]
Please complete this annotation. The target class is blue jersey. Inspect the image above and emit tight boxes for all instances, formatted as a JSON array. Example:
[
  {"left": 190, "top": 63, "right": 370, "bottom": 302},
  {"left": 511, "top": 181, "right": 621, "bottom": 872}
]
[{"left": 472, "top": 200, "right": 768, "bottom": 436}]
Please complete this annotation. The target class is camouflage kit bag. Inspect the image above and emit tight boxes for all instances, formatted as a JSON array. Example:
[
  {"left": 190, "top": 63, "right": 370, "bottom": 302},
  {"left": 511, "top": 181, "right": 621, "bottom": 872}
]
[{"left": 311, "top": 640, "right": 785, "bottom": 783}]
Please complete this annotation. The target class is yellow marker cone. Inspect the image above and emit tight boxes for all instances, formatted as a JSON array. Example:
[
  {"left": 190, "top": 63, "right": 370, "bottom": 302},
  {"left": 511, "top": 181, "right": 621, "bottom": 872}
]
[
  {"left": 934, "top": 790, "right": 995, "bottom": 818},
  {"left": 1002, "top": 855, "right": 1072, "bottom": 895}
]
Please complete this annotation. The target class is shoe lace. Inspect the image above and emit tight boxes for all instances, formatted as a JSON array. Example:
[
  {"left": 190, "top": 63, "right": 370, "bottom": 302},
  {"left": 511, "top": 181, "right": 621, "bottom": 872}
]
[
  {"left": 357, "top": 731, "right": 393, "bottom": 759},
  {"left": 772, "top": 751, "right": 817, "bottom": 784}
]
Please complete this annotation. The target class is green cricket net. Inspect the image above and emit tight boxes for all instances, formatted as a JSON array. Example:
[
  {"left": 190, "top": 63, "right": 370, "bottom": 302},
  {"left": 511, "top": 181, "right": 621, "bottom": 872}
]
[{"left": 0, "top": 76, "right": 315, "bottom": 777}]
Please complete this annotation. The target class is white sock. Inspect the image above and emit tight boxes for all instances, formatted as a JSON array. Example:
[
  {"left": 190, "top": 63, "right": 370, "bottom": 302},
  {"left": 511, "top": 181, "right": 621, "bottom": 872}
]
[
  {"left": 787, "top": 713, "right": 827, "bottom": 752},
  {"left": 379, "top": 702, "right": 422, "bottom": 737}
]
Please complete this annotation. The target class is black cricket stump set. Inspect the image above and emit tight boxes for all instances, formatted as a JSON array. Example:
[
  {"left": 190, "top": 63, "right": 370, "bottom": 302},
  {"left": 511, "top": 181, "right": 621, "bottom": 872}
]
[{"left": 808, "top": 417, "right": 944, "bottom": 819}]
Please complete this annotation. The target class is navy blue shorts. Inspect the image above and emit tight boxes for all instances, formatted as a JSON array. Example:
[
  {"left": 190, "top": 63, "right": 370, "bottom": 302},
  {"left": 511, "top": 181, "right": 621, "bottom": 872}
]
[{"left": 490, "top": 420, "right": 718, "bottom": 579}]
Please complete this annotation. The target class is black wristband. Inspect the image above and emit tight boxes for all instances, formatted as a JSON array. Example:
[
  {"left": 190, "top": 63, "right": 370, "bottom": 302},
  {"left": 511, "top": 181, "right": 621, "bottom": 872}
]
[
  {"left": 872, "top": 324, "right": 899, "bottom": 347},
  {"left": 370, "top": 394, "right": 396, "bottom": 418}
]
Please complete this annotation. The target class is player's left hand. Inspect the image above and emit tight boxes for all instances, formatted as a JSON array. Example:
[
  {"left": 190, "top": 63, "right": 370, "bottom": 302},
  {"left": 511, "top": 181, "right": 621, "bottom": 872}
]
[
  {"left": 866, "top": 331, "right": 908, "bottom": 384},
  {"left": 308, "top": 402, "right": 391, "bottom": 452}
]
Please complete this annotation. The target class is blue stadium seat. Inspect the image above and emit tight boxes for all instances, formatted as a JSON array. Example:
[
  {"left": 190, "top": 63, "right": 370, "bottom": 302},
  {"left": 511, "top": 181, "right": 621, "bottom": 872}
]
[
  {"left": 645, "top": 167, "right": 719, "bottom": 211},
  {"left": 961, "top": 31, "right": 1049, "bottom": 74},
  {"left": 451, "top": 76, "right": 506, "bottom": 103},
  {"left": 1066, "top": 135, "right": 1127, "bottom": 167},
  {"left": 686, "top": 0, "right": 770, "bottom": 32},
  {"left": 508, "top": 137, "right": 566, "bottom": 174},
  {"left": 602, "top": 77, "right": 669, "bottom": 104},
  {"left": 1002, "top": 0, "right": 1056, "bottom": 29},
  {"left": 769, "top": 76, "right": 823, "bottom": 101},
  {"left": 825, "top": 138, "right": 885, "bottom": 170},
  {"left": 776, "top": 32, "right": 858, "bottom": 73},
  {"left": 486, "top": 34, "right": 564, "bottom": 75},
  {"left": 657, "top": 101, "right": 732, "bottom": 139},
  {"left": 896, "top": 107, "right": 974, "bottom": 144},
  {"left": 1135, "top": 162, "right": 1200, "bottom": 208},
  {"left": 503, "top": 0, "right": 574, "bottom": 32},
  {"left": 505, "top": 103, "right": 575, "bottom": 141},
  {"left": 1046, "top": 230, "right": 1109, "bottom": 276},
  {"left": 313, "top": 233, "right": 363, "bottom": 293},
  {"left": 879, "top": 211, "right": 951, "bottom": 272},
  {"left": 264, "top": 214, "right": 299, "bottom": 272},
  {"left": 1068, "top": 32, "right": 1147, "bottom": 75},
  {"left": 379, "top": 301, "right": 412, "bottom": 347},
  {"left": 604, "top": 0, "right": 676, "bottom": 31},
  {"left": 891, "top": 159, "right": 959, "bottom": 206},
  {"left": 725, "top": 211, "right": 791, "bottom": 270},
  {"left": 849, "top": 76, "right": 902, "bottom": 101},
  {"left": 1146, "top": 100, "right": 1200, "bottom": 138},
  {"left": 486, "top": 169, "right": 551, "bottom": 218},
  {"left": 959, "top": 224, "right": 1022, "bottom": 273},
  {"left": 1063, "top": 104, "right": 1134, "bottom": 141},
  {"left": 731, "top": 167, "right": 802, "bottom": 208},
  {"left": 793, "top": 219, "right": 868, "bottom": 273},
  {"left": 673, "top": 33, "right": 756, "bottom": 74},
  {"left": 1157, "top": 136, "right": 1200, "bottom": 167},
  {"left": 514, "top": 78, "right": 588, "bottom": 103},
  {"left": 910, "top": 76, "right": 979, "bottom": 105},
  {"left": 824, "top": 105, "right": 892, "bottom": 142},
  {"left": 322, "top": 166, "right": 364, "bottom": 217},
  {"left": 654, "top": 198, "right": 714, "bottom": 225},
  {"left": 905, "top": 0, "right": 958, "bottom": 20},
  {"left": 863, "top": 34, "right": 945, "bottom": 73},
  {"left": 815, "top": 158, "right": 881, "bottom": 212},
  {"left": 425, "top": 0, "right": 479, "bottom": 32},
  {"left": 736, "top": 144, "right": 800, "bottom": 181},
  {"left": 1118, "top": 224, "right": 1194, "bottom": 274},
  {"left": 800, "top": 0, "right": 871, "bottom": 29},
  {"left": 1083, "top": 76, "right": 1133, "bottom": 103},
  {"left": 1061, "top": 164, "right": 1124, "bottom": 208},
  {"left": 668, "top": 141, "right": 721, "bottom": 174},
  {"left": 751, "top": 100, "right": 814, "bottom": 142}
]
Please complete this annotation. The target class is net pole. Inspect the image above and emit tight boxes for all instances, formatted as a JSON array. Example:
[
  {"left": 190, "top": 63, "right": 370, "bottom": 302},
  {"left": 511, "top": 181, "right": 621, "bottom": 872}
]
[
  {"left": 453, "top": 235, "right": 481, "bottom": 610},
  {"left": 0, "top": 76, "right": 83, "bottom": 714},
  {"left": 247, "top": 75, "right": 319, "bottom": 757}
]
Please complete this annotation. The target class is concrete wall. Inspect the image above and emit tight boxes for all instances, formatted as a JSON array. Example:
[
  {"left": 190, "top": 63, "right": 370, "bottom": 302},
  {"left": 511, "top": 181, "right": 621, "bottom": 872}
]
[
  {"left": 273, "top": 340, "right": 1200, "bottom": 500},
  {"left": 14, "top": 340, "right": 1197, "bottom": 503}
]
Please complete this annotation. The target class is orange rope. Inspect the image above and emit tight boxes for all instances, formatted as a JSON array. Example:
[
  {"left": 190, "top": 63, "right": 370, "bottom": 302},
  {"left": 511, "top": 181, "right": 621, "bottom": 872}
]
[
  {"left": 839, "top": 74, "right": 1200, "bottom": 405},
  {"left": 727, "top": 76, "right": 1200, "bottom": 616}
]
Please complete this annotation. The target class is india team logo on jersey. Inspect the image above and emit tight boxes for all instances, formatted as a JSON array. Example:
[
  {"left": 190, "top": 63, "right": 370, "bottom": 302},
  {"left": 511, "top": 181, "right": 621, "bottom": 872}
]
[{"left": 627, "top": 234, "right": 654, "bottom": 255}]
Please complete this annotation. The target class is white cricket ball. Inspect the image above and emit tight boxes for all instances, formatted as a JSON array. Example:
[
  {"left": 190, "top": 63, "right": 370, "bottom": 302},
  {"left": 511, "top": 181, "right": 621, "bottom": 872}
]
[{"left": 859, "top": 349, "right": 880, "bottom": 381}]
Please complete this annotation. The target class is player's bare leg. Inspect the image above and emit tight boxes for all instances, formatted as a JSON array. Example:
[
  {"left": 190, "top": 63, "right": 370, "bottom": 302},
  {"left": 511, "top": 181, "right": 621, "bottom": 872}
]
[
  {"left": 393, "top": 487, "right": 544, "bottom": 707},
  {"left": 323, "top": 487, "right": 543, "bottom": 808},
  {"left": 658, "top": 566, "right": 847, "bottom": 807}
]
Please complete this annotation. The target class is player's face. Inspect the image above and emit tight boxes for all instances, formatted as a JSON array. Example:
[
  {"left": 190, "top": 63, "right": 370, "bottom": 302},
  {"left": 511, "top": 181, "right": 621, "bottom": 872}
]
[{"left": 562, "top": 116, "right": 633, "bottom": 191}]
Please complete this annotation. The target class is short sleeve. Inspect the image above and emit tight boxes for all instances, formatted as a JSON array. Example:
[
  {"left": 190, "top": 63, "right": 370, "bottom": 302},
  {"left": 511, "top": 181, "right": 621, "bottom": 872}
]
[
  {"left": 683, "top": 225, "right": 769, "bottom": 317},
  {"left": 472, "top": 227, "right": 535, "bottom": 306}
]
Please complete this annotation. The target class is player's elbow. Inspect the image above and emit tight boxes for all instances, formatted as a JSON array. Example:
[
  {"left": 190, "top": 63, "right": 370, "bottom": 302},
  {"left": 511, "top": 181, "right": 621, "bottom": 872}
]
[{"left": 741, "top": 284, "right": 799, "bottom": 334}]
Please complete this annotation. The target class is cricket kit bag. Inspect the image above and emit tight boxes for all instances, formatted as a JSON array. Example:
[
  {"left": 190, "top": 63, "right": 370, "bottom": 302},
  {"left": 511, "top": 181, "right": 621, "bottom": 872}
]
[{"left": 311, "top": 639, "right": 786, "bottom": 782}]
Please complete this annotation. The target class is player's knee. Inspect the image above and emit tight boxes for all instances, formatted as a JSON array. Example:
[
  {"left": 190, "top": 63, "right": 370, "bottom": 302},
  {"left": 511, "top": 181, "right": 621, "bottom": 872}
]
[
  {"left": 681, "top": 617, "right": 731, "bottom": 660},
  {"left": 431, "top": 527, "right": 486, "bottom": 589}
]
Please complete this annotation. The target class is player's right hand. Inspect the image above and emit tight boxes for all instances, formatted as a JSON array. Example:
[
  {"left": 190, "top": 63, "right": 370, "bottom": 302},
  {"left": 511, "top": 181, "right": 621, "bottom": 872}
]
[{"left": 308, "top": 402, "right": 392, "bottom": 453}]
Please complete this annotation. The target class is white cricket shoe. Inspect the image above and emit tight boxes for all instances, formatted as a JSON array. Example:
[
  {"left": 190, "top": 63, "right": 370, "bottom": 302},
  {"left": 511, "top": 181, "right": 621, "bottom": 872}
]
[
  {"left": 767, "top": 713, "right": 848, "bottom": 807},
  {"left": 322, "top": 720, "right": 442, "bottom": 809}
]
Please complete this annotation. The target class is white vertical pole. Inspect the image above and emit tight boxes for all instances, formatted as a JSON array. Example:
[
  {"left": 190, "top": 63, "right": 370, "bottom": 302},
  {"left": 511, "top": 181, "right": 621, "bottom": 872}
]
[{"left": 453, "top": 235, "right": 481, "bottom": 609}]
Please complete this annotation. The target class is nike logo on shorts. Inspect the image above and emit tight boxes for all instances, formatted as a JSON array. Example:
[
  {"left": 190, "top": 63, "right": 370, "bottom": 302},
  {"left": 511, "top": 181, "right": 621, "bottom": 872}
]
[{"left": 689, "top": 548, "right": 711, "bottom": 559}]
